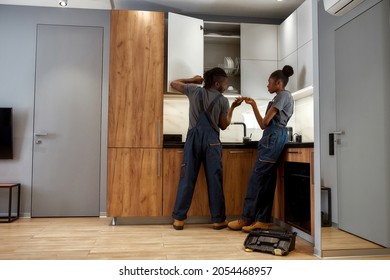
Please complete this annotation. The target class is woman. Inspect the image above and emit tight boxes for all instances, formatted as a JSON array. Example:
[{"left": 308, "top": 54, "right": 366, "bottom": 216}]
[{"left": 228, "top": 65, "right": 294, "bottom": 232}]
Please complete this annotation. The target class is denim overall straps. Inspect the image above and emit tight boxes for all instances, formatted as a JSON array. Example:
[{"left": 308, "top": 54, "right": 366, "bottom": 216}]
[
  {"left": 242, "top": 119, "right": 288, "bottom": 223},
  {"left": 172, "top": 91, "right": 226, "bottom": 223}
]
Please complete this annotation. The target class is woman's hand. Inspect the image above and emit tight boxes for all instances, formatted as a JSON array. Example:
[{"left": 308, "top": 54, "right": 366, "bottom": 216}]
[{"left": 243, "top": 97, "right": 256, "bottom": 106}]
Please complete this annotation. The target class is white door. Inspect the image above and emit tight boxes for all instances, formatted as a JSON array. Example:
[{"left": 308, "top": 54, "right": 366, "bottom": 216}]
[
  {"left": 32, "top": 25, "right": 103, "bottom": 217},
  {"left": 167, "top": 13, "right": 204, "bottom": 93},
  {"left": 335, "top": 1, "right": 390, "bottom": 247}
]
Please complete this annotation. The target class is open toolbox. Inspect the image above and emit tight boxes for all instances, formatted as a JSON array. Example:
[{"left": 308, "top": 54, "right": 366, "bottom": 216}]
[{"left": 243, "top": 229, "right": 297, "bottom": 256}]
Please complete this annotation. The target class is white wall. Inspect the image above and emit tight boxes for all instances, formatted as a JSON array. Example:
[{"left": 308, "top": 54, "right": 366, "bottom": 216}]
[{"left": 0, "top": 5, "right": 110, "bottom": 217}]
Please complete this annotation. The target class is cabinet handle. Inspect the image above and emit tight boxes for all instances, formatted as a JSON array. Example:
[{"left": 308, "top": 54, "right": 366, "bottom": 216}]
[
  {"left": 287, "top": 151, "right": 302, "bottom": 154},
  {"left": 229, "top": 150, "right": 252, "bottom": 154}
]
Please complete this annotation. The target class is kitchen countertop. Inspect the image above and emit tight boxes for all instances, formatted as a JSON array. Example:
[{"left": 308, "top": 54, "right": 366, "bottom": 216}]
[{"left": 163, "top": 141, "right": 314, "bottom": 149}]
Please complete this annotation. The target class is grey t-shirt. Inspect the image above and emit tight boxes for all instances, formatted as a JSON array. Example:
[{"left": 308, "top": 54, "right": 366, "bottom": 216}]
[
  {"left": 266, "top": 90, "right": 294, "bottom": 127},
  {"left": 184, "top": 84, "right": 230, "bottom": 131}
]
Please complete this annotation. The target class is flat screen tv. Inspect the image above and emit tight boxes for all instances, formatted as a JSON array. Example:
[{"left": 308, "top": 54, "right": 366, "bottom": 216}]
[{"left": 0, "top": 107, "right": 13, "bottom": 159}]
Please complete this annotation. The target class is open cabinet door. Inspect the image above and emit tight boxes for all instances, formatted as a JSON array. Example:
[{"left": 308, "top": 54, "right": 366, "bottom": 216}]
[{"left": 167, "top": 12, "right": 204, "bottom": 93}]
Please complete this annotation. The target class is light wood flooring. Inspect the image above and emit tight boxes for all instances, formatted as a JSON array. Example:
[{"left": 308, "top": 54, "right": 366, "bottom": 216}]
[
  {"left": 322, "top": 227, "right": 384, "bottom": 250},
  {"left": 0, "top": 217, "right": 389, "bottom": 260}
]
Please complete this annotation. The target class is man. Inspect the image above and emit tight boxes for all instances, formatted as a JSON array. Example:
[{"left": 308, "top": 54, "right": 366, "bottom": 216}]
[{"left": 171, "top": 67, "right": 243, "bottom": 230}]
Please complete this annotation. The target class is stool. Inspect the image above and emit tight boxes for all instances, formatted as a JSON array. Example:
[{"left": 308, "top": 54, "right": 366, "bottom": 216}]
[
  {"left": 321, "top": 186, "right": 332, "bottom": 227},
  {"left": 0, "top": 183, "right": 21, "bottom": 223}
]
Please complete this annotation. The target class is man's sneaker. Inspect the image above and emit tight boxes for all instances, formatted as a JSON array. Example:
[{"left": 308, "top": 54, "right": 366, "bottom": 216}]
[
  {"left": 242, "top": 221, "right": 270, "bottom": 233},
  {"left": 213, "top": 220, "right": 228, "bottom": 230},
  {"left": 227, "top": 219, "right": 252, "bottom": 231},
  {"left": 173, "top": 219, "right": 184, "bottom": 230}
]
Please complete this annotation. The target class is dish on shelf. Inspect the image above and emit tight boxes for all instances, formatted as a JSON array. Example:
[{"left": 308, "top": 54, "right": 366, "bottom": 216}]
[{"left": 233, "top": 57, "right": 240, "bottom": 75}]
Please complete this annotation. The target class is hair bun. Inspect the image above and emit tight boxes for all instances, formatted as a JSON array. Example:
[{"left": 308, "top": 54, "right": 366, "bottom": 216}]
[{"left": 282, "top": 65, "right": 294, "bottom": 78}]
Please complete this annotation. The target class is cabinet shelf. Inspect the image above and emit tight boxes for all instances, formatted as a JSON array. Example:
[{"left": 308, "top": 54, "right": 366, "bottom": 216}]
[{"left": 204, "top": 34, "right": 240, "bottom": 44}]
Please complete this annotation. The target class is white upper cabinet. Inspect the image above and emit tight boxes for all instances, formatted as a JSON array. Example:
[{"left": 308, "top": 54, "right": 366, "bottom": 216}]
[
  {"left": 278, "top": 0, "right": 313, "bottom": 92},
  {"left": 167, "top": 13, "right": 204, "bottom": 93},
  {"left": 297, "top": 0, "right": 313, "bottom": 48},
  {"left": 297, "top": 40, "right": 313, "bottom": 90},
  {"left": 241, "top": 23, "right": 278, "bottom": 99},
  {"left": 278, "top": 52, "right": 298, "bottom": 93},
  {"left": 166, "top": 2, "right": 313, "bottom": 97},
  {"left": 241, "top": 23, "right": 277, "bottom": 60},
  {"left": 278, "top": 11, "right": 297, "bottom": 61},
  {"left": 241, "top": 60, "right": 277, "bottom": 99}
]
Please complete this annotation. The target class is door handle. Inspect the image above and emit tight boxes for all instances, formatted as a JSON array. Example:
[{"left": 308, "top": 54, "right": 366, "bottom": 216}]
[
  {"left": 34, "top": 132, "right": 48, "bottom": 137},
  {"left": 332, "top": 131, "right": 344, "bottom": 135},
  {"left": 34, "top": 132, "right": 48, "bottom": 144},
  {"left": 329, "top": 131, "right": 344, "bottom": 155}
]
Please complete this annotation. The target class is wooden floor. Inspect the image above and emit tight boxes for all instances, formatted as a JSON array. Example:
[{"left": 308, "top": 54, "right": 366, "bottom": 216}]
[
  {"left": 322, "top": 227, "right": 384, "bottom": 250},
  {"left": 0, "top": 218, "right": 389, "bottom": 260}
]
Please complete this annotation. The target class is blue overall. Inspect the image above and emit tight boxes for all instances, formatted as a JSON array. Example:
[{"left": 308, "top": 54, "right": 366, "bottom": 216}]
[
  {"left": 172, "top": 93, "right": 226, "bottom": 223},
  {"left": 242, "top": 119, "right": 288, "bottom": 223}
]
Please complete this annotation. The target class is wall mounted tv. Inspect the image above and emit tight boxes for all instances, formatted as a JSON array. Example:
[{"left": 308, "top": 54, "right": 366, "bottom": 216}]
[{"left": 0, "top": 107, "right": 13, "bottom": 159}]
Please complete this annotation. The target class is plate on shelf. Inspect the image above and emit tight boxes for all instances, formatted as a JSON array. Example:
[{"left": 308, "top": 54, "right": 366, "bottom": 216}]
[
  {"left": 233, "top": 57, "right": 240, "bottom": 75},
  {"left": 224, "top": 56, "right": 232, "bottom": 74}
]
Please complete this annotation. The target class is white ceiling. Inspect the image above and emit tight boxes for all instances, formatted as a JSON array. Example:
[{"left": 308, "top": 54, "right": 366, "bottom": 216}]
[{"left": 0, "top": 0, "right": 306, "bottom": 20}]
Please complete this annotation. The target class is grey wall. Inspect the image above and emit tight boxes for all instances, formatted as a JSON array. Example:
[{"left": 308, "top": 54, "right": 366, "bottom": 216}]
[{"left": 0, "top": 5, "right": 110, "bottom": 217}]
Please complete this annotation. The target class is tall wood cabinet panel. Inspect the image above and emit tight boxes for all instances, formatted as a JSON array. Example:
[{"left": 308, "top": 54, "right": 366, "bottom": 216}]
[
  {"left": 107, "top": 10, "right": 164, "bottom": 218},
  {"left": 109, "top": 10, "right": 164, "bottom": 148}
]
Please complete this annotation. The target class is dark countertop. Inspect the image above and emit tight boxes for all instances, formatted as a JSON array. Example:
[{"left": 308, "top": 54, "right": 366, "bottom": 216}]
[
  {"left": 163, "top": 141, "right": 314, "bottom": 149},
  {"left": 285, "top": 142, "right": 314, "bottom": 148}
]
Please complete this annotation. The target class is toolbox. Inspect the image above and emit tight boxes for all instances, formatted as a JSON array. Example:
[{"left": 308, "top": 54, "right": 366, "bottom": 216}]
[{"left": 243, "top": 229, "right": 297, "bottom": 256}]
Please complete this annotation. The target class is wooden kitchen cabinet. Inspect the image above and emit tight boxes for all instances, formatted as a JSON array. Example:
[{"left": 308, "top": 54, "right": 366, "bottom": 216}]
[
  {"left": 162, "top": 148, "right": 209, "bottom": 217},
  {"left": 107, "top": 10, "right": 164, "bottom": 218},
  {"left": 162, "top": 148, "right": 256, "bottom": 218},
  {"left": 284, "top": 146, "right": 312, "bottom": 163},
  {"left": 222, "top": 148, "right": 256, "bottom": 215},
  {"left": 107, "top": 148, "right": 162, "bottom": 217},
  {"left": 108, "top": 10, "right": 164, "bottom": 148}
]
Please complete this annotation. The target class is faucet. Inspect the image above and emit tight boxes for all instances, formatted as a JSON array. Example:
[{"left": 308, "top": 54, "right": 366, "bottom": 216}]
[{"left": 231, "top": 122, "right": 247, "bottom": 137}]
